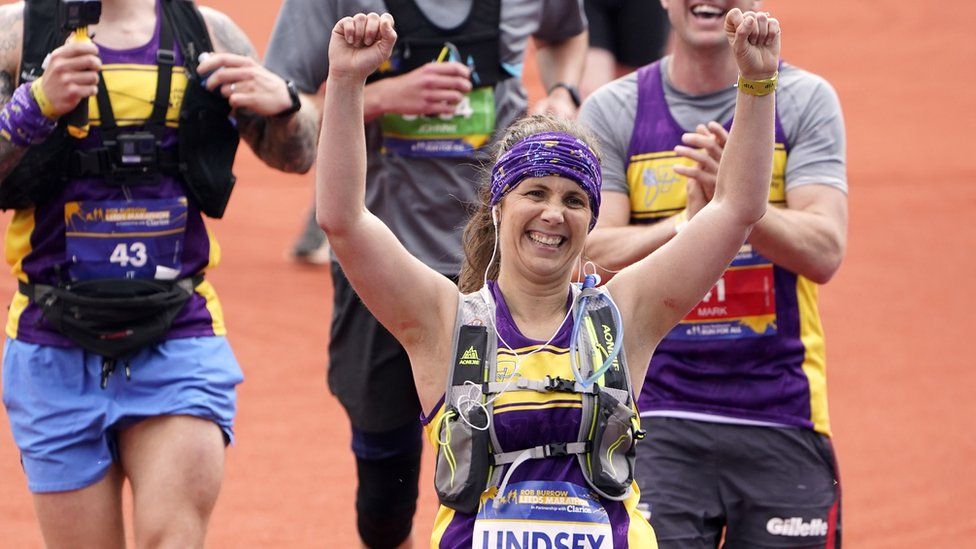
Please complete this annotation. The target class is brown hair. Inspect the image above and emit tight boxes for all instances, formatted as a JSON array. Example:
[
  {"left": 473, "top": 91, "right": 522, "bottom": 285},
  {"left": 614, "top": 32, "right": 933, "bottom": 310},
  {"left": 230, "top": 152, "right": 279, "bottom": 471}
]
[{"left": 457, "top": 114, "right": 602, "bottom": 293}]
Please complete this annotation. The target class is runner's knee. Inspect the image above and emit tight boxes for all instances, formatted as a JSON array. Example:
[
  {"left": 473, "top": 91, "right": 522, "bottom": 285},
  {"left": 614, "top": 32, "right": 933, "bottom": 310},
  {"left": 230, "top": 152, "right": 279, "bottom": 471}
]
[{"left": 355, "top": 448, "right": 421, "bottom": 548}]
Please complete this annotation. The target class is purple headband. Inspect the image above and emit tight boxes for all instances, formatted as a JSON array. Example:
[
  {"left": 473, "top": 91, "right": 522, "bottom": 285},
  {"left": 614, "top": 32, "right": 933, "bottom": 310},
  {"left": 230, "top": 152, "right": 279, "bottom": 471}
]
[{"left": 489, "top": 131, "right": 602, "bottom": 230}]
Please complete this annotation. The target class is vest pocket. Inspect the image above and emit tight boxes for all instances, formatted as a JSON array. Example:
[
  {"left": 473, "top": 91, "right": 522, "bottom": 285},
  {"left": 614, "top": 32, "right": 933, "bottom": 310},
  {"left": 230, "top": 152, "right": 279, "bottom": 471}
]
[
  {"left": 585, "top": 388, "right": 638, "bottom": 500},
  {"left": 434, "top": 405, "right": 492, "bottom": 514}
]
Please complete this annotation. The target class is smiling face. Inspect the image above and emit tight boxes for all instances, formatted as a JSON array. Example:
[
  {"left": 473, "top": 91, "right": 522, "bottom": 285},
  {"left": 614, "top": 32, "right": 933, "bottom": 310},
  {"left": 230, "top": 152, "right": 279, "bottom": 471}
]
[
  {"left": 661, "top": 0, "right": 760, "bottom": 49},
  {"left": 496, "top": 176, "right": 592, "bottom": 284}
]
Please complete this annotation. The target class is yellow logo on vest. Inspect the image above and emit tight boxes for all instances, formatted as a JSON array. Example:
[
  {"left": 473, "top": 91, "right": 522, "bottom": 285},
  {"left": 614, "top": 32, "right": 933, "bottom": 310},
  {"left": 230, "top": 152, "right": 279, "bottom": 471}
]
[{"left": 459, "top": 346, "right": 481, "bottom": 366}]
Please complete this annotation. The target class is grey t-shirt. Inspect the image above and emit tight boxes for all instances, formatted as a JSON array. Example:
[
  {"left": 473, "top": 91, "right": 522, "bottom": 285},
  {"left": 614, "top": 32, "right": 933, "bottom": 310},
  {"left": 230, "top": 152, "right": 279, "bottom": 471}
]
[
  {"left": 265, "top": 0, "right": 586, "bottom": 274},
  {"left": 579, "top": 56, "right": 847, "bottom": 196}
]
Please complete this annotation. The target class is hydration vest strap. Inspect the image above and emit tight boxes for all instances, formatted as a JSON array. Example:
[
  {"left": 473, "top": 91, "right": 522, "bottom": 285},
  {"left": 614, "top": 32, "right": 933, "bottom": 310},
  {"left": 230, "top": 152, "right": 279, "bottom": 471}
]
[
  {"left": 483, "top": 376, "right": 599, "bottom": 396},
  {"left": 148, "top": 10, "right": 176, "bottom": 126},
  {"left": 492, "top": 442, "right": 590, "bottom": 466},
  {"left": 94, "top": 75, "right": 116, "bottom": 129},
  {"left": 162, "top": 0, "right": 216, "bottom": 72},
  {"left": 92, "top": 9, "right": 175, "bottom": 132}
]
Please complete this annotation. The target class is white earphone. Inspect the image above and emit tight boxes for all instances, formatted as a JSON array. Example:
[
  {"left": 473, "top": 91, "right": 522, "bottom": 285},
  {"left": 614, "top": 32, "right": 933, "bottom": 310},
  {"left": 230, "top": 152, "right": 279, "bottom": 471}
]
[{"left": 491, "top": 205, "right": 499, "bottom": 226}]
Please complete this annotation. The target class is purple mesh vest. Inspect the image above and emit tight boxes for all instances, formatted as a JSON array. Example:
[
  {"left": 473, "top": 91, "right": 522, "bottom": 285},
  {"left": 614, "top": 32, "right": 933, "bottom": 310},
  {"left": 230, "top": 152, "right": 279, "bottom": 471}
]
[{"left": 627, "top": 61, "right": 831, "bottom": 434}]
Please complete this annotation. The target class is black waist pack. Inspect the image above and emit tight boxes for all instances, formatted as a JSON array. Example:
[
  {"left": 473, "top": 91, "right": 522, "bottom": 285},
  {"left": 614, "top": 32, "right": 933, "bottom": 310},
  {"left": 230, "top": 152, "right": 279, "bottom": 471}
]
[{"left": 21, "top": 276, "right": 201, "bottom": 359}]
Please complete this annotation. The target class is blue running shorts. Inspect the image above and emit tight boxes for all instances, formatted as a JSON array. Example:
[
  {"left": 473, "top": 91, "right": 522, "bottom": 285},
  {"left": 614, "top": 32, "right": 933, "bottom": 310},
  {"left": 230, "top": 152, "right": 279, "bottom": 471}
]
[{"left": 2, "top": 336, "right": 243, "bottom": 493}]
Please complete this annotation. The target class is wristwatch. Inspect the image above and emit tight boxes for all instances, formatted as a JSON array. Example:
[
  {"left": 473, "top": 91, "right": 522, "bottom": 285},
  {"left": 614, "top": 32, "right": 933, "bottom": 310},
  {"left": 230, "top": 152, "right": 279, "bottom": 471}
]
[
  {"left": 274, "top": 79, "right": 302, "bottom": 118},
  {"left": 547, "top": 82, "right": 581, "bottom": 108}
]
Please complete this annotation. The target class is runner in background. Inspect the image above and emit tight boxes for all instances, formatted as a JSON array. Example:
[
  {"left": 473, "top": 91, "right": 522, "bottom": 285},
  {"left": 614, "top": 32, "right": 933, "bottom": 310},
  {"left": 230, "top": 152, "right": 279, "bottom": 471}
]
[
  {"left": 264, "top": 1, "right": 588, "bottom": 547},
  {"left": 581, "top": 0, "right": 670, "bottom": 98},
  {"left": 0, "top": 0, "right": 318, "bottom": 546},
  {"left": 579, "top": 0, "right": 848, "bottom": 546}
]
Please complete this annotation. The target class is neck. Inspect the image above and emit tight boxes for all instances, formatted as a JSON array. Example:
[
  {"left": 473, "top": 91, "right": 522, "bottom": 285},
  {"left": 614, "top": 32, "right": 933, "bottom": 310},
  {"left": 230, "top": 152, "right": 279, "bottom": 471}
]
[
  {"left": 99, "top": 0, "right": 154, "bottom": 22},
  {"left": 495, "top": 268, "right": 572, "bottom": 333},
  {"left": 90, "top": 0, "right": 157, "bottom": 49},
  {"left": 668, "top": 42, "right": 739, "bottom": 95}
]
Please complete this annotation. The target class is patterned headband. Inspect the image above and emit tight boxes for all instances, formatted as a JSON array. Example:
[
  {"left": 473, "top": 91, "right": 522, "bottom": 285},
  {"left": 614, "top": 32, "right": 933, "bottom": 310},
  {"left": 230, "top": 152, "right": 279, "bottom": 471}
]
[{"left": 489, "top": 131, "right": 602, "bottom": 230}]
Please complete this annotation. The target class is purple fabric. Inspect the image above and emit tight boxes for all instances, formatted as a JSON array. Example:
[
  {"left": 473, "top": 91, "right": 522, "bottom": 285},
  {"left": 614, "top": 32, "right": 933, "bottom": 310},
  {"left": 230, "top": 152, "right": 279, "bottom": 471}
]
[
  {"left": 629, "top": 61, "right": 813, "bottom": 428},
  {"left": 0, "top": 83, "right": 56, "bottom": 148},
  {"left": 435, "top": 282, "right": 635, "bottom": 548},
  {"left": 11, "top": 1, "right": 218, "bottom": 346},
  {"left": 489, "top": 132, "right": 602, "bottom": 230}
]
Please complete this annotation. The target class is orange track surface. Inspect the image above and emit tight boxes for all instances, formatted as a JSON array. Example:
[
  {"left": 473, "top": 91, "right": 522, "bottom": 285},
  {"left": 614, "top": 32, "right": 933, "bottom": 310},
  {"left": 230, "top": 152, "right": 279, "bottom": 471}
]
[{"left": 2, "top": 1, "right": 975, "bottom": 546}]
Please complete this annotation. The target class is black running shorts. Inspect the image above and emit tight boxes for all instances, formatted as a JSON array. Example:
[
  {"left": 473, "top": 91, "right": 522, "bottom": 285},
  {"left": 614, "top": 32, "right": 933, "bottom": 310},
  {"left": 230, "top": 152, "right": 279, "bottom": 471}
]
[
  {"left": 636, "top": 417, "right": 842, "bottom": 548},
  {"left": 584, "top": 0, "right": 670, "bottom": 67}
]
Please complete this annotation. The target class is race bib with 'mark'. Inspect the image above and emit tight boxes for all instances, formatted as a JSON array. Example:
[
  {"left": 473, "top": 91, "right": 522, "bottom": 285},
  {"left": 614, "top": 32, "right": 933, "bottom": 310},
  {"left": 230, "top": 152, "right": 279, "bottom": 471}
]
[{"left": 670, "top": 245, "right": 777, "bottom": 341}]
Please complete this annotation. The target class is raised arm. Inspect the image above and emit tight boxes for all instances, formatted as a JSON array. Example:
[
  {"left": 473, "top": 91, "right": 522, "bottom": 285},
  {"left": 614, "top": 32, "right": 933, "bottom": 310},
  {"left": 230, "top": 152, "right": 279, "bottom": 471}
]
[
  {"left": 198, "top": 7, "right": 319, "bottom": 174},
  {"left": 608, "top": 9, "right": 780, "bottom": 371},
  {"left": 316, "top": 13, "right": 458, "bottom": 362}
]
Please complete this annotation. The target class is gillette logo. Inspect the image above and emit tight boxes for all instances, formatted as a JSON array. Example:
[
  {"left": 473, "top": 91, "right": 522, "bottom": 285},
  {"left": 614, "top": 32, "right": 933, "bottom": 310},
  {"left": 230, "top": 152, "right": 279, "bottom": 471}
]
[{"left": 766, "top": 517, "right": 829, "bottom": 537}]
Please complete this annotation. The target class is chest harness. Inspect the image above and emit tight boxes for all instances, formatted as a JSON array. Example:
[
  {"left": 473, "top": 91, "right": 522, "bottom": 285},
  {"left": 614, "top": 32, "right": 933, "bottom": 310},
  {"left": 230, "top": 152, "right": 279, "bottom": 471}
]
[
  {"left": 367, "top": 0, "right": 509, "bottom": 88},
  {"left": 434, "top": 282, "right": 645, "bottom": 514},
  {"left": 0, "top": 0, "right": 239, "bottom": 219},
  {"left": 5, "top": 0, "right": 238, "bottom": 377}
]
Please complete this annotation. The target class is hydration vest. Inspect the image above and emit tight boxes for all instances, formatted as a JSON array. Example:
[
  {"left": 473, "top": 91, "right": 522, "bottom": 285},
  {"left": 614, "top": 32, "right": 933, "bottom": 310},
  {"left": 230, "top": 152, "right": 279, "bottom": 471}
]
[
  {"left": 0, "top": 0, "right": 239, "bottom": 218},
  {"left": 434, "top": 284, "right": 644, "bottom": 514},
  {"left": 366, "top": 0, "right": 510, "bottom": 87}
]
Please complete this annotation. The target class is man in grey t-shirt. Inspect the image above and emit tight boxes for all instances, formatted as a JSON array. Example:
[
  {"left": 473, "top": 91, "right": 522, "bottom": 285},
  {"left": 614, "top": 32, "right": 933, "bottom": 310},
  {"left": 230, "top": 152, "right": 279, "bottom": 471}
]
[
  {"left": 265, "top": 1, "right": 587, "bottom": 546},
  {"left": 580, "top": 2, "right": 847, "bottom": 548}
]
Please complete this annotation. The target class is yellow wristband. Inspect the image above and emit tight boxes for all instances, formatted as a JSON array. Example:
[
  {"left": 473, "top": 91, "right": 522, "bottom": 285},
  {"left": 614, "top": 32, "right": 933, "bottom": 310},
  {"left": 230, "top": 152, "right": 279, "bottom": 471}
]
[
  {"left": 29, "top": 77, "right": 59, "bottom": 120},
  {"left": 737, "top": 72, "right": 778, "bottom": 96}
]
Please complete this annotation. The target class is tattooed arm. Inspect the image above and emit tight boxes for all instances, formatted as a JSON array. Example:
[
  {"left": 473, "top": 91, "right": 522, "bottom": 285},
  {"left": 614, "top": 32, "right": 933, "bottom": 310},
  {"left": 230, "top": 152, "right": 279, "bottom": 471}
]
[
  {"left": 0, "top": 3, "right": 28, "bottom": 181},
  {"left": 198, "top": 7, "right": 318, "bottom": 174}
]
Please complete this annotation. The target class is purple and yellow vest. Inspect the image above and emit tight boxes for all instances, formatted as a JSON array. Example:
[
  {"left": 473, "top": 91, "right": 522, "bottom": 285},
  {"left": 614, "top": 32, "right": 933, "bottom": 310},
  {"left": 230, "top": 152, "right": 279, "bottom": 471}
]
[
  {"left": 628, "top": 62, "right": 830, "bottom": 435},
  {"left": 423, "top": 282, "right": 654, "bottom": 548},
  {"left": 5, "top": 10, "right": 226, "bottom": 345}
]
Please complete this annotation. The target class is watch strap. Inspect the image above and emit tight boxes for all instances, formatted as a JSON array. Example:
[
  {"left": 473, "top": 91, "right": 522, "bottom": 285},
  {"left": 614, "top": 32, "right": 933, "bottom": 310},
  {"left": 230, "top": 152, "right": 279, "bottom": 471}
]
[
  {"left": 547, "top": 82, "right": 581, "bottom": 108},
  {"left": 274, "top": 79, "right": 302, "bottom": 118}
]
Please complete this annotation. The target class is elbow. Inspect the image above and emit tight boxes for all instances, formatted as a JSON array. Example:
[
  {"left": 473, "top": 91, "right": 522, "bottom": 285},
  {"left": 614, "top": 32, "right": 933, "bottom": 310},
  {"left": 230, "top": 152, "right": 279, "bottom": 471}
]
[
  {"left": 747, "top": 202, "right": 769, "bottom": 227},
  {"left": 315, "top": 209, "right": 337, "bottom": 237},
  {"left": 291, "top": 155, "right": 315, "bottom": 175},
  {"left": 805, "top": 248, "right": 845, "bottom": 284},
  {"left": 315, "top": 206, "right": 358, "bottom": 240},
  {"left": 737, "top": 202, "right": 767, "bottom": 230},
  {"left": 266, "top": 149, "right": 316, "bottom": 174}
]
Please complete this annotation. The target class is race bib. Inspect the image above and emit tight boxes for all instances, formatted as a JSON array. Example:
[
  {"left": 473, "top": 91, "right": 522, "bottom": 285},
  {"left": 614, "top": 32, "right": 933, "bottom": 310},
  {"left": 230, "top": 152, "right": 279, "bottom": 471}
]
[
  {"left": 474, "top": 481, "right": 612, "bottom": 549},
  {"left": 64, "top": 197, "right": 188, "bottom": 281},
  {"left": 380, "top": 86, "right": 496, "bottom": 157},
  {"left": 670, "top": 245, "right": 777, "bottom": 340}
]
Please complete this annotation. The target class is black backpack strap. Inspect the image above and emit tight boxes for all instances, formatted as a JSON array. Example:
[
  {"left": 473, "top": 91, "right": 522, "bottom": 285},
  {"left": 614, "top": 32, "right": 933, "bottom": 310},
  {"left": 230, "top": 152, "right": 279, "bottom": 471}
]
[
  {"left": 161, "top": 0, "right": 215, "bottom": 74},
  {"left": 93, "top": 74, "right": 117, "bottom": 130},
  {"left": 148, "top": 9, "right": 176, "bottom": 126},
  {"left": 19, "top": 0, "right": 65, "bottom": 85}
]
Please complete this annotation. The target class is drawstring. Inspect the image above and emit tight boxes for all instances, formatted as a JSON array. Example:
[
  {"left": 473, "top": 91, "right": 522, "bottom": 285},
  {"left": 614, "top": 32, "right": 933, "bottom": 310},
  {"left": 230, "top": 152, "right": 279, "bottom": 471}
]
[
  {"left": 99, "top": 357, "right": 132, "bottom": 389},
  {"left": 436, "top": 409, "right": 459, "bottom": 487}
]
